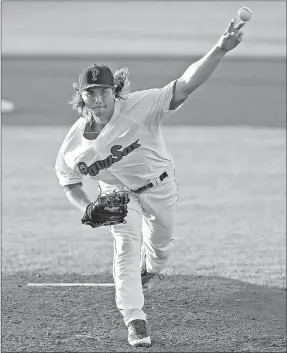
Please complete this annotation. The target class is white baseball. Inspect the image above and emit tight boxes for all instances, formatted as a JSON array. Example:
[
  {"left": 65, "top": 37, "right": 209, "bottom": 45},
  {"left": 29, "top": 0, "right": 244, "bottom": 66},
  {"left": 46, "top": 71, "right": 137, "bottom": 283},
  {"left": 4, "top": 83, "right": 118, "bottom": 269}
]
[{"left": 238, "top": 7, "right": 252, "bottom": 21}]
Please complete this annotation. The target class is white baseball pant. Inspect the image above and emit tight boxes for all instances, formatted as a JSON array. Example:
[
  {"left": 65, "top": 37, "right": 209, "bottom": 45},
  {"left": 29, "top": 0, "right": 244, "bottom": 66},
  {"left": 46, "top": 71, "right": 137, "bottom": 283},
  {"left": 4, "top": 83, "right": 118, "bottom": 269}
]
[{"left": 108, "top": 160, "right": 178, "bottom": 326}]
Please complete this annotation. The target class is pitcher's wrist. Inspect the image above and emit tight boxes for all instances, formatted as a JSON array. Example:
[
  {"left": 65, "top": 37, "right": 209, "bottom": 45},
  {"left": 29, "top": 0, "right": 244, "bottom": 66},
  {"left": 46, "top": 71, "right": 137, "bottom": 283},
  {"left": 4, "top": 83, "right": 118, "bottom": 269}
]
[{"left": 215, "top": 44, "right": 229, "bottom": 54}]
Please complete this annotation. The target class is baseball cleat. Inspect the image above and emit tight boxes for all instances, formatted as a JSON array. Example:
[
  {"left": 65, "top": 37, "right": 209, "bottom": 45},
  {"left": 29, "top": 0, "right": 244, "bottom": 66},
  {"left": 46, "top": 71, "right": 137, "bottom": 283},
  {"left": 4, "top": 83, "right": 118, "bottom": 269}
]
[
  {"left": 127, "top": 319, "right": 151, "bottom": 347},
  {"left": 141, "top": 270, "right": 164, "bottom": 286}
]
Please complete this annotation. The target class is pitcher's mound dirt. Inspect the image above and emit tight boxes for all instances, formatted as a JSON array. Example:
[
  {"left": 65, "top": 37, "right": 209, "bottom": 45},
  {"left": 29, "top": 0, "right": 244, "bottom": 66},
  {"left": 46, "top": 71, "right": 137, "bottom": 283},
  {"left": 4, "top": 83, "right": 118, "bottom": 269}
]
[{"left": 2, "top": 273, "right": 286, "bottom": 352}]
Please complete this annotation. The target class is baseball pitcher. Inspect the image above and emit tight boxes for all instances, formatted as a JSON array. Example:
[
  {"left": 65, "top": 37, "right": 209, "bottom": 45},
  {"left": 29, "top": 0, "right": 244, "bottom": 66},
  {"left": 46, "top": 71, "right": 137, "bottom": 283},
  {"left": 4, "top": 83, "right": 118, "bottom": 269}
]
[{"left": 55, "top": 19, "right": 244, "bottom": 347}]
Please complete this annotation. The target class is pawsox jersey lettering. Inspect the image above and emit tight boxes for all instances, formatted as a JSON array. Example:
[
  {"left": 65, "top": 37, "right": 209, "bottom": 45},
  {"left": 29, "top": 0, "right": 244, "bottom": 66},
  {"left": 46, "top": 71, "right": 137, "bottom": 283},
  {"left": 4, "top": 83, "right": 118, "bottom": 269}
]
[
  {"left": 78, "top": 139, "right": 141, "bottom": 177},
  {"left": 55, "top": 80, "right": 183, "bottom": 190}
]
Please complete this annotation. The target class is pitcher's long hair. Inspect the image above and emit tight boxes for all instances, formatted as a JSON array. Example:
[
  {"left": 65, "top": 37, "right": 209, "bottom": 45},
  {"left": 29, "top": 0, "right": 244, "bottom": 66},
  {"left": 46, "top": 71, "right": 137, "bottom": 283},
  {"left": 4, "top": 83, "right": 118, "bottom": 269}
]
[{"left": 69, "top": 67, "right": 131, "bottom": 118}]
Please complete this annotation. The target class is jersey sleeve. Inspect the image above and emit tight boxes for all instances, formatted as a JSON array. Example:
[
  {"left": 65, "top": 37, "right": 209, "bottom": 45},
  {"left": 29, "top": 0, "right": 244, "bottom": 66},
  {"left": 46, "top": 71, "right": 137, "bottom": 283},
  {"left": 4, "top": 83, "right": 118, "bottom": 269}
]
[
  {"left": 123, "top": 80, "right": 184, "bottom": 127},
  {"left": 55, "top": 148, "right": 84, "bottom": 187},
  {"left": 55, "top": 119, "right": 84, "bottom": 187},
  {"left": 153, "top": 80, "right": 184, "bottom": 125}
]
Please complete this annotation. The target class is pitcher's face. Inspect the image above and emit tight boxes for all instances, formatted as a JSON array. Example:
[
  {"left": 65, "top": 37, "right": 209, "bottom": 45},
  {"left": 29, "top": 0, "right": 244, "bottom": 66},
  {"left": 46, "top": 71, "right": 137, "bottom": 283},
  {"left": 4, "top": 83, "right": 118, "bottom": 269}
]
[{"left": 81, "top": 87, "right": 115, "bottom": 122}]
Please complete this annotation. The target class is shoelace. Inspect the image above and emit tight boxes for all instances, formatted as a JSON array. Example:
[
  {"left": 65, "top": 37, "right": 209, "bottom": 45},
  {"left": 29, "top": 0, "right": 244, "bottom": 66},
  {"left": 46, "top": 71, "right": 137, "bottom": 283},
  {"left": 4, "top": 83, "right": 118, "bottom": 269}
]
[
  {"left": 157, "top": 273, "right": 165, "bottom": 280},
  {"left": 141, "top": 270, "right": 165, "bottom": 280}
]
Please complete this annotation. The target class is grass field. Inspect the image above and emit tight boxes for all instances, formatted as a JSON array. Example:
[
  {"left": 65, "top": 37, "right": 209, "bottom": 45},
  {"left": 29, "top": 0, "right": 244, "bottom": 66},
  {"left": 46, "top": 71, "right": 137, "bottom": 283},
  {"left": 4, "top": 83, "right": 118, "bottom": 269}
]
[{"left": 2, "top": 126, "right": 286, "bottom": 287}]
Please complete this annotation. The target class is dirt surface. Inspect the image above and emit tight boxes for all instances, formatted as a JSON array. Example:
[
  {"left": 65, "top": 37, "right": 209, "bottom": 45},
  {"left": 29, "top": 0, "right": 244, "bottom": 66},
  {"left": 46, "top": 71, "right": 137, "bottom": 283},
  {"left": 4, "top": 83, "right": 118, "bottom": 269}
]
[{"left": 2, "top": 273, "right": 286, "bottom": 352}]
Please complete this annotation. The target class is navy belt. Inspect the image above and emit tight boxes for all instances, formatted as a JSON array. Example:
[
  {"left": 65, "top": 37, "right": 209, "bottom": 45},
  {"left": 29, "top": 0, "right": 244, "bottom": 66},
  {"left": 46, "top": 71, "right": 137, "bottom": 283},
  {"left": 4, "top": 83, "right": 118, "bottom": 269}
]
[{"left": 131, "top": 171, "right": 168, "bottom": 194}]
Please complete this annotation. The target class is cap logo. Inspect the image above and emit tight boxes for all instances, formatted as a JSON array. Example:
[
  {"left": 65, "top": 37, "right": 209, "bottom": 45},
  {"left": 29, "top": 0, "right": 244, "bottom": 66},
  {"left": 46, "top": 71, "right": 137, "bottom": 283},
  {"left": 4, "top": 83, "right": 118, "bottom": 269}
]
[{"left": 91, "top": 67, "right": 100, "bottom": 81}]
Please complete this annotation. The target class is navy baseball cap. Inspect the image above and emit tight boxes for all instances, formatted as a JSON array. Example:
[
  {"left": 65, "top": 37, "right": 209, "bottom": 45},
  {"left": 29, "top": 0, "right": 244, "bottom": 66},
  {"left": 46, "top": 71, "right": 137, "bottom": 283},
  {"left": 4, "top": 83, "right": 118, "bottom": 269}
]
[{"left": 78, "top": 64, "right": 115, "bottom": 91}]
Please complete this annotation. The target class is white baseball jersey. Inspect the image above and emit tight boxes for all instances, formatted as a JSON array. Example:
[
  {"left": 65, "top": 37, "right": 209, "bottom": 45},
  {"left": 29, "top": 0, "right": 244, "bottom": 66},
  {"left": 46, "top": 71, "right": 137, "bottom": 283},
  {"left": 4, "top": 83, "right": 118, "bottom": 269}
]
[{"left": 55, "top": 80, "right": 183, "bottom": 190}]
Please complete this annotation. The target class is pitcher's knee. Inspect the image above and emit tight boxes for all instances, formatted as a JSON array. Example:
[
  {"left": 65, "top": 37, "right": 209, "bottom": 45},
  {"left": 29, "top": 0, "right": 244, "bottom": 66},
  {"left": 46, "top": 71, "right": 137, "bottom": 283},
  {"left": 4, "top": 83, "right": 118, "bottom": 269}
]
[
  {"left": 144, "top": 239, "right": 174, "bottom": 273},
  {"left": 151, "top": 239, "right": 174, "bottom": 260}
]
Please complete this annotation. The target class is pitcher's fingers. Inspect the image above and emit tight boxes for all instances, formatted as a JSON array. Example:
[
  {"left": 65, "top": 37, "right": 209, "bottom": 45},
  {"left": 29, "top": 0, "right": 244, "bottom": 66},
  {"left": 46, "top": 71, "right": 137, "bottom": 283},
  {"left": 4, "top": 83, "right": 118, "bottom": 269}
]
[
  {"left": 226, "top": 18, "right": 235, "bottom": 32},
  {"left": 225, "top": 32, "right": 234, "bottom": 38},
  {"left": 235, "top": 21, "right": 245, "bottom": 31},
  {"left": 236, "top": 30, "right": 244, "bottom": 37}
]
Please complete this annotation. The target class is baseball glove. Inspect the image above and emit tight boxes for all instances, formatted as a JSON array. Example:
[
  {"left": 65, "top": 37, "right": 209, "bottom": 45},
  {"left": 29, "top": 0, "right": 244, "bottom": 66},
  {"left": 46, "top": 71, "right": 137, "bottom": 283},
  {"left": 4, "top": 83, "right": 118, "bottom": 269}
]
[{"left": 81, "top": 191, "right": 130, "bottom": 228}]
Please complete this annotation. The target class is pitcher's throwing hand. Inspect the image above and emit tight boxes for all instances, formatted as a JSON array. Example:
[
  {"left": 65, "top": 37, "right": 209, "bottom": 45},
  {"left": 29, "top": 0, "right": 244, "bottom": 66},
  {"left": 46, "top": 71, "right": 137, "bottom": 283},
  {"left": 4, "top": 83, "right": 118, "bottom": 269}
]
[{"left": 217, "top": 18, "right": 245, "bottom": 52}]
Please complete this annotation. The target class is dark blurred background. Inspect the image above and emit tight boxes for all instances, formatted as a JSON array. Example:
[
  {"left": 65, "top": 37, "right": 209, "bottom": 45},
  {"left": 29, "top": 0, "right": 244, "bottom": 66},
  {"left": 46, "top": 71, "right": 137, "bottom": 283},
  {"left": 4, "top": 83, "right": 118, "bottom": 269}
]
[{"left": 1, "top": 1, "right": 286, "bottom": 127}]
